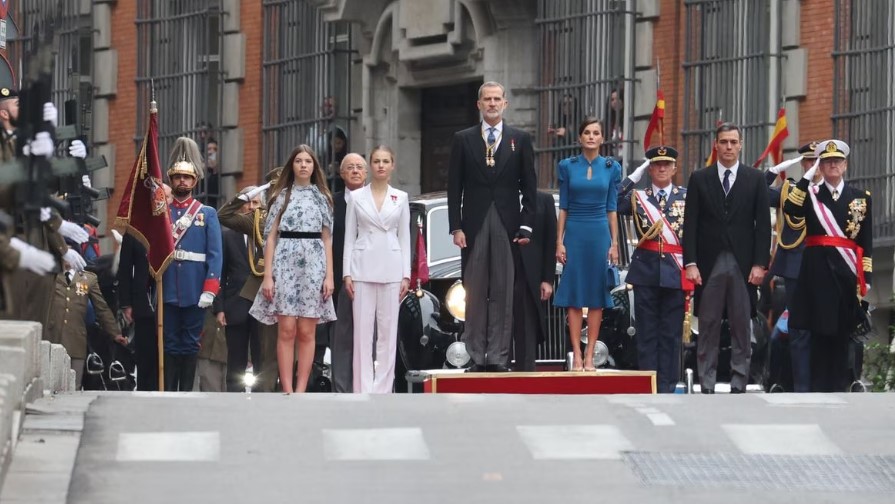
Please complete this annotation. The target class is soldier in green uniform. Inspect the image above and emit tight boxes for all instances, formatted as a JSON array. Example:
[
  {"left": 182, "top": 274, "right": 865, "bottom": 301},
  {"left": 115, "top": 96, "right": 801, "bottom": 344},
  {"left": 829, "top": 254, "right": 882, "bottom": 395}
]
[{"left": 46, "top": 258, "right": 127, "bottom": 387}]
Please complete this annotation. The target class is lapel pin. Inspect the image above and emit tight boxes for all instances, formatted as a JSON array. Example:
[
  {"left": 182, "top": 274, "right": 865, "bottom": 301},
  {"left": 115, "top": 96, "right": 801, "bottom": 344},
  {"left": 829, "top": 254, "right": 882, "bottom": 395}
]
[{"left": 510, "top": 138, "right": 516, "bottom": 152}]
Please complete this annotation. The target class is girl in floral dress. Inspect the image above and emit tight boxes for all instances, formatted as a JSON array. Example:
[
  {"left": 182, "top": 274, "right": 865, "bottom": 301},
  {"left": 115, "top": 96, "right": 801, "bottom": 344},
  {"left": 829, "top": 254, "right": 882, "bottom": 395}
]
[{"left": 249, "top": 145, "right": 336, "bottom": 393}]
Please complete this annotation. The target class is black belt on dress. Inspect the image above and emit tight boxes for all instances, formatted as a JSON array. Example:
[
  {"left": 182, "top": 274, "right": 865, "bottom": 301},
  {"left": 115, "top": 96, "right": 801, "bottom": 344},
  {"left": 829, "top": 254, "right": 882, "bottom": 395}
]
[{"left": 280, "top": 231, "right": 322, "bottom": 239}]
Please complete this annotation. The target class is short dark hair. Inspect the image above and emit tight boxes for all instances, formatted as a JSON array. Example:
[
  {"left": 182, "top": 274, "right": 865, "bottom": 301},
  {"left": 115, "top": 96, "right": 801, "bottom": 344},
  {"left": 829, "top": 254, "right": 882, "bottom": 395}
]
[
  {"left": 715, "top": 122, "right": 741, "bottom": 140},
  {"left": 578, "top": 116, "right": 603, "bottom": 137}
]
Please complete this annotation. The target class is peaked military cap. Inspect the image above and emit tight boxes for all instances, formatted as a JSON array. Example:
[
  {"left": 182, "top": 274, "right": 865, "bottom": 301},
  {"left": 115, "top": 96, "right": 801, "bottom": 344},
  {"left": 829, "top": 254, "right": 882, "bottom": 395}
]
[
  {"left": 816, "top": 139, "right": 850, "bottom": 160},
  {"left": 797, "top": 141, "right": 819, "bottom": 159},
  {"left": 646, "top": 145, "right": 678, "bottom": 163},
  {"left": 0, "top": 87, "right": 18, "bottom": 101}
]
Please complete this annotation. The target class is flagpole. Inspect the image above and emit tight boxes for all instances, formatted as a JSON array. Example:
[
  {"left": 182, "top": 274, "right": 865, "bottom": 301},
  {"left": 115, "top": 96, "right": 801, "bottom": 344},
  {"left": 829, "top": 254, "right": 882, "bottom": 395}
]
[
  {"left": 149, "top": 92, "right": 166, "bottom": 392},
  {"left": 656, "top": 61, "right": 664, "bottom": 146}
]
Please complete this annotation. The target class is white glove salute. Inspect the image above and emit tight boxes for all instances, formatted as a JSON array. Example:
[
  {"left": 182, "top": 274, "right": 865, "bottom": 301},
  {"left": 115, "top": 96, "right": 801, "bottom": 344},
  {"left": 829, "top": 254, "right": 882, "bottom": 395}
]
[
  {"left": 59, "top": 221, "right": 90, "bottom": 244},
  {"left": 23, "top": 131, "right": 55, "bottom": 158},
  {"left": 9, "top": 237, "right": 56, "bottom": 275},
  {"left": 82, "top": 174, "right": 92, "bottom": 188},
  {"left": 69, "top": 139, "right": 87, "bottom": 159},
  {"left": 43, "top": 102, "right": 59, "bottom": 128},
  {"left": 239, "top": 182, "right": 271, "bottom": 202},
  {"left": 40, "top": 207, "right": 53, "bottom": 223},
  {"left": 802, "top": 157, "right": 820, "bottom": 182},
  {"left": 198, "top": 292, "right": 215, "bottom": 309},
  {"left": 768, "top": 155, "right": 803, "bottom": 175},
  {"left": 628, "top": 159, "right": 651, "bottom": 184},
  {"left": 63, "top": 248, "right": 87, "bottom": 272}
]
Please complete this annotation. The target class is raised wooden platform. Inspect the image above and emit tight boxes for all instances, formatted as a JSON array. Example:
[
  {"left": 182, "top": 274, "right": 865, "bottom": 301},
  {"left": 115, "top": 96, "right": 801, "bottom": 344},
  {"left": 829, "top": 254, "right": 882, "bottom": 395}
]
[{"left": 421, "top": 369, "right": 656, "bottom": 394}]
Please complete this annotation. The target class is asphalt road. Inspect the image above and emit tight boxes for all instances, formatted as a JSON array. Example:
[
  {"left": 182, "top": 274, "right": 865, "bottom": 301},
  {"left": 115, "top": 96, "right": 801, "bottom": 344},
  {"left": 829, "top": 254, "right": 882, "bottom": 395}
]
[{"left": 5, "top": 392, "right": 895, "bottom": 503}]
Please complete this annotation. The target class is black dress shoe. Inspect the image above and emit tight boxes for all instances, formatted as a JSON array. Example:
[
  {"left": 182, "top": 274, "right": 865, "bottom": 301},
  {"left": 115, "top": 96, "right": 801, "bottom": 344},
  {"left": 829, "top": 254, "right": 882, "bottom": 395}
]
[
  {"left": 701, "top": 387, "right": 715, "bottom": 394},
  {"left": 486, "top": 364, "right": 511, "bottom": 372},
  {"left": 467, "top": 364, "right": 486, "bottom": 373},
  {"left": 729, "top": 387, "right": 745, "bottom": 394}
]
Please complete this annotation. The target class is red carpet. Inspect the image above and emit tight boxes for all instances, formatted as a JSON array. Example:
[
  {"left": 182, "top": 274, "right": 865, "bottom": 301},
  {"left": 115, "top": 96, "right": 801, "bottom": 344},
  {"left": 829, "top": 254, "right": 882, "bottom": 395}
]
[{"left": 423, "top": 370, "right": 656, "bottom": 394}]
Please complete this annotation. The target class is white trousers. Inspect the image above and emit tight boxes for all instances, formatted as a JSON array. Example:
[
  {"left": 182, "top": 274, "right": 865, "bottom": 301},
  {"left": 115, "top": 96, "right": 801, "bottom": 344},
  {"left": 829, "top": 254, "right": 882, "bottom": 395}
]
[{"left": 352, "top": 281, "right": 401, "bottom": 393}]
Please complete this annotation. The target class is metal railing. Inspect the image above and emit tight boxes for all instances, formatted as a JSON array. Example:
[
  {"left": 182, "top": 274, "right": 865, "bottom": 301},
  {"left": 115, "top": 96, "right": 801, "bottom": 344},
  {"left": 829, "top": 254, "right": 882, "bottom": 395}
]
[
  {"left": 261, "top": 0, "right": 355, "bottom": 191},
  {"left": 832, "top": 0, "right": 895, "bottom": 244},
  {"left": 135, "top": 0, "right": 224, "bottom": 207},
  {"left": 534, "top": 0, "right": 637, "bottom": 187},
  {"left": 681, "top": 0, "right": 781, "bottom": 179}
]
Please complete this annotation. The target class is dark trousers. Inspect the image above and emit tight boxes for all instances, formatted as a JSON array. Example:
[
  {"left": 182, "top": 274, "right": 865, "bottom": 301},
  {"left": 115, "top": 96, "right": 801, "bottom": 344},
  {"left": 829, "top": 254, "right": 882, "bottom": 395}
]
[
  {"left": 810, "top": 334, "right": 849, "bottom": 392},
  {"left": 253, "top": 323, "right": 279, "bottom": 392},
  {"left": 163, "top": 304, "right": 206, "bottom": 355},
  {"left": 783, "top": 277, "right": 811, "bottom": 392},
  {"left": 634, "top": 285, "right": 684, "bottom": 393},
  {"left": 225, "top": 319, "right": 260, "bottom": 392},
  {"left": 164, "top": 353, "right": 198, "bottom": 391},
  {"left": 697, "top": 252, "right": 752, "bottom": 391},
  {"left": 512, "top": 274, "right": 539, "bottom": 372},
  {"left": 463, "top": 205, "right": 516, "bottom": 366},
  {"left": 330, "top": 287, "right": 354, "bottom": 392},
  {"left": 133, "top": 315, "right": 159, "bottom": 391}
]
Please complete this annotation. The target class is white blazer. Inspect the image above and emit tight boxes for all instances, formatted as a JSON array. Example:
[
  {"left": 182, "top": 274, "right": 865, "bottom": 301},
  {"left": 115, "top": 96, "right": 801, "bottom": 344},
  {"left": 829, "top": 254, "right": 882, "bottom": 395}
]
[{"left": 343, "top": 185, "right": 411, "bottom": 283}]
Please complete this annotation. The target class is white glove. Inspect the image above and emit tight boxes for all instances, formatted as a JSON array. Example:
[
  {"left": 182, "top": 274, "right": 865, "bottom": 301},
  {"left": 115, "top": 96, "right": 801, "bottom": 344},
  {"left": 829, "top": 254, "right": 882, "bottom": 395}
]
[
  {"left": 239, "top": 182, "right": 271, "bottom": 202},
  {"left": 40, "top": 207, "right": 52, "bottom": 222},
  {"left": 803, "top": 157, "right": 820, "bottom": 182},
  {"left": 82, "top": 174, "right": 92, "bottom": 188},
  {"left": 198, "top": 292, "right": 215, "bottom": 309},
  {"left": 63, "top": 248, "right": 87, "bottom": 272},
  {"left": 9, "top": 237, "right": 56, "bottom": 275},
  {"left": 43, "top": 102, "right": 58, "bottom": 128},
  {"left": 628, "top": 159, "right": 651, "bottom": 184},
  {"left": 23, "top": 131, "right": 55, "bottom": 158},
  {"left": 58, "top": 221, "right": 90, "bottom": 244},
  {"left": 69, "top": 140, "right": 87, "bottom": 159},
  {"left": 768, "top": 155, "right": 803, "bottom": 175}
]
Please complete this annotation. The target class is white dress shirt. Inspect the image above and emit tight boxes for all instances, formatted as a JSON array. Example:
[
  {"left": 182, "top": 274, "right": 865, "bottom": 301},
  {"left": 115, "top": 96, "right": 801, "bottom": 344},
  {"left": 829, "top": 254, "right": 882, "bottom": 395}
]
[
  {"left": 825, "top": 179, "right": 845, "bottom": 200},
  {"left": 481, "top": 120, "right": 504, "bottom": 152},
  {"left": 717, "top": 160, "right": 739, "bottom": 190}
]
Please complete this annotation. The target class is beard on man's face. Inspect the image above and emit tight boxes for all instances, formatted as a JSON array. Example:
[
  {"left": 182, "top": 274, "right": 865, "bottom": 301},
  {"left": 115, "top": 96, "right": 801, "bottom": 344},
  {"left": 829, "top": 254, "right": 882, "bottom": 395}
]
[{"left": 172, "top": 184, "right": 192, "bottom": 198}]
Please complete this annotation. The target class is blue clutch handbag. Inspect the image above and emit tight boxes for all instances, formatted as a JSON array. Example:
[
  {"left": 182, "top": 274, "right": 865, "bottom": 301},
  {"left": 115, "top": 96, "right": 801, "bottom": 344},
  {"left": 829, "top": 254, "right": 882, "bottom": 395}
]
[{"left": 607, "top": 263, "right": 620, "bottom": 289}]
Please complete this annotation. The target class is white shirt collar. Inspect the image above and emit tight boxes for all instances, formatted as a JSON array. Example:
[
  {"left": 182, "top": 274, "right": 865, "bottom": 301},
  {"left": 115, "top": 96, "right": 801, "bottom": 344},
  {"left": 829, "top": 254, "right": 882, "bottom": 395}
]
[
  {"left": 718, "top": 160, "right": 739, "bottom": 175},
  {"left": 825, "top": 179, "right": 845, "bottom": 196},
  {"left": 482, "top": 121, "right": 503, "bottom": 136},
  {"left": 652, "top": 183, "right": 673, "bottom": 195}
]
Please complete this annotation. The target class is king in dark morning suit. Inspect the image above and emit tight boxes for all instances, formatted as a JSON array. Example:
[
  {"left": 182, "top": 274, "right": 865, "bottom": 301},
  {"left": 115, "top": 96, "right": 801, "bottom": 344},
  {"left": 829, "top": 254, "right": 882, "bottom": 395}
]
[
  {"left": 513, "top": 191, "right": 557, "bottom": 371},
  {"left": 682, "top": 124, "right": 771, "bottom": 393},
  {"left": 448, "top": 82, "right": 538, "bottom": 371}
]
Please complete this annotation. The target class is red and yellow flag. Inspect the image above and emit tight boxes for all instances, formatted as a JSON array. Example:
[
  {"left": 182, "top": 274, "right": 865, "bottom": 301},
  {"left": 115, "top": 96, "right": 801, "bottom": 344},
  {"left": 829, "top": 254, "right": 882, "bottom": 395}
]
[
  {"left": 753, "top": 107, "right": 789, "bottom": 168},
  {"left": 113, "top": 105, "right": 174, "bottom": 278},
  {"left": 643, "top": 90, "right": 665, "bottom": 149}
]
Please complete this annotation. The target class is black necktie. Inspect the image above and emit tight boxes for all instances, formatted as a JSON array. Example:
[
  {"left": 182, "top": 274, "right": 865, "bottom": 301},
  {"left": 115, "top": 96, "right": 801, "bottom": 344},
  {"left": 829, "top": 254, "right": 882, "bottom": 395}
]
[
  {"left": 65, "top": 271, "right": 73, "bottom": 285},
  {"left": 722, "top": 170, "right": 731, "bottom": 195}
]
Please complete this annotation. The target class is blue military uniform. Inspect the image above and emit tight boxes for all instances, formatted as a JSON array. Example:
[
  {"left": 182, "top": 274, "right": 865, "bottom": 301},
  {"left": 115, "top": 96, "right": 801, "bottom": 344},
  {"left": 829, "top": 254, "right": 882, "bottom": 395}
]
[
  {"left": 616, "top": 146, "right": 686, "bottom": 393},
  {"left": 161, "top": 147, "right": 223, "bottom": 392},
  {"left": 765, "top": 142, "right": 818, "bottom": 392},
  {"left": 163, "top": 198, "right": 223, "bottom": 354}
]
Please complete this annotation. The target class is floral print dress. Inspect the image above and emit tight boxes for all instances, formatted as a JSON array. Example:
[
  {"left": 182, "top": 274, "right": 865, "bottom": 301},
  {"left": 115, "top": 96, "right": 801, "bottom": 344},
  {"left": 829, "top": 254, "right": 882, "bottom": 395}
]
[{"left": 249, "top": 184, "right": 336, "bottom": 325}]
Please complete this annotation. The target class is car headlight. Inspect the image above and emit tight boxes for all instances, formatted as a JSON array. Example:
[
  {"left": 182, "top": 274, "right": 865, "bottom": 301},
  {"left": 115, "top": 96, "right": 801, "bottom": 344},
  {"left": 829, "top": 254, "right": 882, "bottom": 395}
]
[
  {"left": 578, "top": 335, "right": 609, "bottom": 367},
  {"left": 445, "top": 341, "right": 471, "bottom": 368},
  {"left": 445, "top": 280, "right": 466, "bottom": 321}
]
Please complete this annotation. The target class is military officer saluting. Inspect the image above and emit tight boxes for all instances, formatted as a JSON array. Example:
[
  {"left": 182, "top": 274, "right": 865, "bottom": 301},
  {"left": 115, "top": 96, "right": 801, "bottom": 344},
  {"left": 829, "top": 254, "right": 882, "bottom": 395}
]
[
  {"left": 617, "top": 146, "right": 688, "bottom": 393},
  {"left": 162, "top": 137, "right": 223, "bottom": 391},
  {"left": 46, "top": 257, "right": 127, "bottom": 388},
  {"left": 783, "top": 140, "right": 872, "bottom": 392},
  {"left": 764, "top": 141, "right": 823, "bottom": 392}
]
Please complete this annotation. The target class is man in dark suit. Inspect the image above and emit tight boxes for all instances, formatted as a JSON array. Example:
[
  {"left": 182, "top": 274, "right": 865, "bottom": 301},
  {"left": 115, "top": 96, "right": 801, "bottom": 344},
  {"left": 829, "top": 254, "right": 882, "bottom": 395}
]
[
  {"left": 448, "top": 81, "right": 538, "bottom": 372},
  {"left": 513, "top": 190, "right": 557, "bottom": 371},
  {"left": 214, "top": 186, "right": 263, "bottom": 392},
  {"left": 617, "top": 146, "right": 688, "bottom": 393},
  {"left": 329, "top": 153, "right": 367, "bottom": 392},
  {"left": 682, "top": 123, "right": 771, "bottom": 394},
  {"left": 118, "top": 184, "right": 171, "bottom": 391}
]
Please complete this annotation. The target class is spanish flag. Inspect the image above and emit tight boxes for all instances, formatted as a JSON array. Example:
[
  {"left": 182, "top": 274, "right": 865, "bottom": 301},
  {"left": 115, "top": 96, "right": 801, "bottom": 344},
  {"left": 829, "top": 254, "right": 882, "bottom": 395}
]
[
  {"left": 643, "top": 90, "right": 665, "bottom": 149},
  {"left": 753, "top": 107, "right": 789, "bottom": 168}
]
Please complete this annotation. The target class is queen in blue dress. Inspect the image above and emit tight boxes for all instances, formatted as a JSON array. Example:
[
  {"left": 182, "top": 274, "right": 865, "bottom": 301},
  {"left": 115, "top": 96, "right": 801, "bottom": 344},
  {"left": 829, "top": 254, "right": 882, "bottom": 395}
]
[{"left": 554, "top": 117, "right": 621, "bottom": 371}]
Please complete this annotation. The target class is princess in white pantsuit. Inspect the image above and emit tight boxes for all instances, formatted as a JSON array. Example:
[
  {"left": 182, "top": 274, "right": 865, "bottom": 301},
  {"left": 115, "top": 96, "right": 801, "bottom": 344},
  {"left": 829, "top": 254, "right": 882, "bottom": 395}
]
[{"left": 343, "top": 146, "right": 411, "bottom": 393}]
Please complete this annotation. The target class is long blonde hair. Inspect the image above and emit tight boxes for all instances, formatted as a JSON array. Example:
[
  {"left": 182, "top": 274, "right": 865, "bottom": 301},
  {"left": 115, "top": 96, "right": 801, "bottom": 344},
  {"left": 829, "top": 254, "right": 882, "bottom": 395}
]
[{"left": 266, "top": 145, "right": 333, "bottom": 220}]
